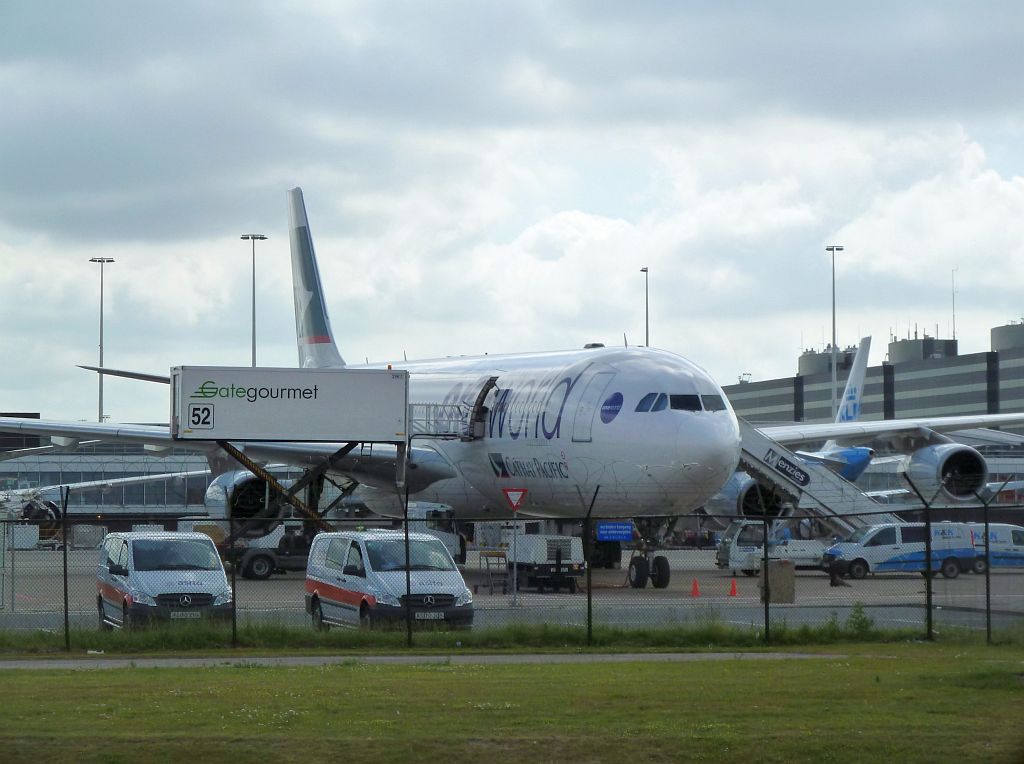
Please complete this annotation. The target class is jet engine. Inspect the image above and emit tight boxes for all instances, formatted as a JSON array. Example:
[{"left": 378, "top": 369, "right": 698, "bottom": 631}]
[
  {"left": 20, "top": 499, "right": 61, "bottom": 541},
  {"left": 203, "top": 471, "right": 291, "bottom": 538},
  {"left": 702, "top": 472, "right": 786, "bottom": 526},
  {"left": 902, "top": 443, "right": 988, "bottom": 502}
]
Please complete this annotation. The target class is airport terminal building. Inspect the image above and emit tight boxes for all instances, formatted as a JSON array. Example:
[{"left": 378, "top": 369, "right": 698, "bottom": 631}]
[
  {"left": 722, "top": 322, "right": 1024, "bottom": 501},
  {"left": 723, "top": 322, "right": 1024, "bottom": 425}
]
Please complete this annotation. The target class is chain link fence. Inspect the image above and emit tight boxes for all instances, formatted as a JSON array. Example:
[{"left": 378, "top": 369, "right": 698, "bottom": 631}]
[{"left": 1, "top": 502, "right": 1021, "bottom": 649}]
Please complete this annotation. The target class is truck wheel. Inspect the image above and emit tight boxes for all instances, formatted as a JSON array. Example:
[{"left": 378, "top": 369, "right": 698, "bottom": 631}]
[
  {"left": 245, "top": 554, "right": 274, "bottom": 580},
  {"left": 972, "top": 557, "right": 987, "bottom": 575},
  {"left": 651, "top": 556, "right": 671, "bottom": 589},
  {"left": 940, "top": 558, "right": 960, "bottom": 579},
  {"left": 848, "top": 559, "right": 869, "bottom": 580},
  {"left": 122, "top": 603, "right": 134, "bottom": 631},
  {"left": 312, "top": 599, "right": 329, "bottom": 632},
  {"left": 359, "top": 604, "right": 373, "bottom": 630},
  {"left": 98, "top": 599, "right": 111, "bottom": 631},
  {"left": 628, "top": 557, "right": 649, "bottom": 588},
  {"left": 741, "top": 569, "right": 758, "bottom": 577},
  {"left": 568, "top": 578, "right": 578, "bottom": 594}
]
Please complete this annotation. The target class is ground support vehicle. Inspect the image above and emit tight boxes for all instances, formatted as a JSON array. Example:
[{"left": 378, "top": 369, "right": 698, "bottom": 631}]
[
  {"left": 97, "top": 531, "right": 233, "bottom": 629},
  {"left": 305, "top": 529, "right": 473, "bottom": 629},
  {"left": 475, "top": 520, "right": 585, "bottom": 593},
  {"left": 218, "top": 524, "right": 312, "bottom": 580},
  {"left": 715, "top": 520, "right": 826, "bottom": 577},
  {"left": 966, "top": 523, "right": 1024, "bottom": 573},
  {"left": 822, "top": 522, "right": 976, "bottom": 580}
]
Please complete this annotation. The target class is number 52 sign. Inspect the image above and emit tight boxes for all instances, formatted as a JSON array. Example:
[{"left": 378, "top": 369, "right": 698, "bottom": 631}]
[{"left": 188, "top": 403, "right": 215, "bottom": 430}]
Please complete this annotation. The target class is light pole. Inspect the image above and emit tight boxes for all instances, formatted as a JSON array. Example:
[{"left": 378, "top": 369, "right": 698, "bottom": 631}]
[
  {"left": 89, "top": 257, "right": 115, "bottom": 422},
  {"left": 241, "top": 234, "right": 268, "bottom": 367},
  {"left": 640, "top": 266, "right": 649, "bottom": 347},
  {"left": 825, "top": 245, "right": 844, "bottom": 419}
]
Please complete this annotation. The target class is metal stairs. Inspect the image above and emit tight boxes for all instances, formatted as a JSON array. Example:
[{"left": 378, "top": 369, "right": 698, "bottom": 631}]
[{"left": 738, "top": 419, "right": 902, "bottom": 535}]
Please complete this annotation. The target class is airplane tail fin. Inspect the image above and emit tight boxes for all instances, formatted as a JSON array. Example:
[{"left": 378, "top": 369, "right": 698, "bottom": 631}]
[
  {"left": 836, "top": 336, "right": 870, "bottom": 425},
  {"left": 287, "top": 187, "right": 346, "bottom": 368}
]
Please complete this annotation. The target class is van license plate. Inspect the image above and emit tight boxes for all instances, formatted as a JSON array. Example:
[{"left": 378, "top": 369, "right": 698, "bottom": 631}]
[
  {"left": 170, "top": 611, "right": 201, "bottom": 619},
  {"left": 414, "top": 611, "right": 444, "bottom": 620}
]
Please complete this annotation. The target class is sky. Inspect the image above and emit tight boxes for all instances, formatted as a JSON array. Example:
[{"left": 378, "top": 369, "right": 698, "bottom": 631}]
[{"left": 3, "top": 1, "right": 1024, "bottom": 423}]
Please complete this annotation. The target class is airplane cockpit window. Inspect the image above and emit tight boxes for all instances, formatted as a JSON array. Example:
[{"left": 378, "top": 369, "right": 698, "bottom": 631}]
[
  {"left": 670, "top": 394, "right": 702, "bottom": 411},
  {"left": 635, "top": 393, "right": 658, "bottom": 412},
  {"left": 701, "top": 394, "right": 727, "bottom": 411},
  {"left": 651, "top": 393, "right": 668, "bottom": 412}
]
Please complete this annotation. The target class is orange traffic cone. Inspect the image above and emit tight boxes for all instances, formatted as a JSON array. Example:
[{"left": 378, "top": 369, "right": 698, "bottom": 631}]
[
  {"left": 729, "top": 578, "right": 738, "bottom": 597},
  {"left": 691, "top": 578, "right": 701, "bottom": 598}
]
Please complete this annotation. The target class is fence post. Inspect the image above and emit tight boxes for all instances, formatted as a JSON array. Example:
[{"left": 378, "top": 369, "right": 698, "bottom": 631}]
[
  {"left": 582, "top": 487, "right": 599, "bottom": 648},
  {"left": 902, "top": 475, "right": 935, "bottom": 641},
  {"left": 61, "top": 486, "right": 70, "bottom": 653},
  {"left": 983, "top": 500, "right": 991, "bottom": 645},
  {"left": 923, "top": 498, "right": 933, "bottom": 641},
  {"left": 230, "top": 517, "right": 238, "bottom": 648},
  {"left": 762, "top": 516, "right": 770, "bottom": 644},
  {"left": 402, "top": 489, "right": 413, "bottom": 648}
]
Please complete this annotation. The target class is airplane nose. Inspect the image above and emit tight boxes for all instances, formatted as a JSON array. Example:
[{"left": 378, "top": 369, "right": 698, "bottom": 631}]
[{"left": 677, "top": 412, "right": 741, "bottom": 507}]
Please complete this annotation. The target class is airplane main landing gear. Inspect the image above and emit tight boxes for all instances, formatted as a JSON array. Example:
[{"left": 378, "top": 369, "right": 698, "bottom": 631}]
[{"left": 628, "top": 554, "right": 671, "bottom": 588}]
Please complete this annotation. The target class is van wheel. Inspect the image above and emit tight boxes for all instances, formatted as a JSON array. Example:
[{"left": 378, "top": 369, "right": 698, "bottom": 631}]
[
  {"left": 311, "top": 600, "right": 329, "bottom": 632},
  {"left": 98, "top": 599, "right": 111, "bottom": 631},
  {"left": 568, "top": 578, "right": 578, "bottom": 594},
  {"left": 848, "top": 559, "right": 869, "bottom": 580},
  {"left": 972, "top": 557, "right": 987, "bottom": 575},
  {"left": 245, "top": 554, "right": 274, "bottom": 580},
  {"left": 741, "top": 569, "right": 758, "bottom": 577},
  {"left": 122, "top": 603, "right": 134, "bottom": 631},
  {"left": 628, "top": 557, "right": 649, "bottom": 588},
  {"left": 940, "top": 558, "right": 960, "bottom": 579},
  {"left": 359, "top": 605, "right": 373, "bottom": 630}
]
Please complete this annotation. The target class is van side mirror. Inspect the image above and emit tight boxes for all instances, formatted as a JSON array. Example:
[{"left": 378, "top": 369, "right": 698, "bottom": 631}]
[
  {"left": 109, "top": 563, "right": 128, "bottom": 577},
  {"left": 343, "top": 564, "right": 363, "bottom": 577}
]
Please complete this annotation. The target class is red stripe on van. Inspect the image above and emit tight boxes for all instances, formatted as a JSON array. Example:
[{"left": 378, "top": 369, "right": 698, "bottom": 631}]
[{"left": 306, "top": 578, "right": 376, "bottom": 609}]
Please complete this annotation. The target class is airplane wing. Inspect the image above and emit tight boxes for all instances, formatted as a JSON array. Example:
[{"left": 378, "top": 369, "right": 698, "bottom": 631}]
[
  {"left": 0, "top": 417, "right": 455, "bottom": 493},
  {"left": 760, "top": 413, "right": 1024, "bottom": 449}
]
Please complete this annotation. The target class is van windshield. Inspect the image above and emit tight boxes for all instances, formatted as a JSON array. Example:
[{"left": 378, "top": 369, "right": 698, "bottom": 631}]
[
  {"left": 365, "top": 539, "right": 456, "bottom": 572},
  {"left": 132, "top": 539, "right": 222, "bottom": 571}
]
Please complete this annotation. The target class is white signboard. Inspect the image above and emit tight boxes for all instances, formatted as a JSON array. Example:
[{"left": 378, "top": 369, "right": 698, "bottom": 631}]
[{"left": 171, "top": 366, "right": 409, "bottom": 442}]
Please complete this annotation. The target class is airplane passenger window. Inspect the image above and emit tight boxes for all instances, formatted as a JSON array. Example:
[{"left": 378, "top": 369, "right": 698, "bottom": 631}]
[
  {"left": 701, "top": 394, "right": 727, "bottom": 411},
  {"left": 670, "top": 395, "right": 702, "bottom": 411},
  {"left": 635, "top": 393, "right": 658, "bottom": 412},
  {"left": 652, "top": 393, "right": 668, "bottom": 412}
]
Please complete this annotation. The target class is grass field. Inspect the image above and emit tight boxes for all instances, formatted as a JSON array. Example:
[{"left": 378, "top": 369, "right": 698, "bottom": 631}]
[{"left": 1, "top": 642, "right": 1022, "bottom": 763}]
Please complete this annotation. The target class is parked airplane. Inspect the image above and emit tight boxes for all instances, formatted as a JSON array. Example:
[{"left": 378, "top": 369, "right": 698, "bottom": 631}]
[{"left": 2, "top": 189, "right": 1024, "bottom": 540}]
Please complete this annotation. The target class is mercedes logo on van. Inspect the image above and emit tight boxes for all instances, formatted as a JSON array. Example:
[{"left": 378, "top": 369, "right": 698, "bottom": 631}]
[
  {"left": 179, "top": 595, "right": 193, "bottom": 607},
  {"left": 423, "top": 595, "right": 435, "bottom": 607}
]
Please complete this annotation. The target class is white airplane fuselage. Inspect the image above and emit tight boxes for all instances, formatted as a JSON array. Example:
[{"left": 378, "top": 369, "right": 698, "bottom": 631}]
[{"left": 355, "top": 346, "right": 741, "bottom": 519}]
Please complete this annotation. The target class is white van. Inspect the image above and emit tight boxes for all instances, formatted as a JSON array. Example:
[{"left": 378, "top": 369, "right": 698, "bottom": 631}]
[
  {"left": 305, "top": 530, "right": 473, "bottom": 629},
  {"left": 97, "top": 531, "right": 233, "bottom": 629},
  {"left": 822, "top": 522, "right": 976, "bottom": 579},
  {"left": 966, "top": 523, "right": 1024, "bottom": 573}
]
